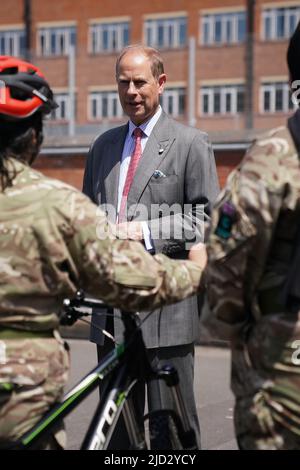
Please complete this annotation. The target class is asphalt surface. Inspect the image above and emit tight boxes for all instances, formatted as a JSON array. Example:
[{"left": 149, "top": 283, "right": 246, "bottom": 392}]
[{"left": 64, "top": 339, "right": 237, "bottom": 450}]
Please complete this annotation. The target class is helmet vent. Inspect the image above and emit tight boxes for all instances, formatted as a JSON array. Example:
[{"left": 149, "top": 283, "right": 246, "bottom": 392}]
[{"left": 0, "top": 67, "right": 18, "bottom": 75}]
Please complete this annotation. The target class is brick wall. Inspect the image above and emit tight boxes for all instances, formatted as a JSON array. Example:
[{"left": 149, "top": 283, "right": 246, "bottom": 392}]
[
  {"left": 33, "top": 148, "right": 244, "bottom": 192},
  {"left": 0, "top": 0, "right": 292, "bottom": 133}
]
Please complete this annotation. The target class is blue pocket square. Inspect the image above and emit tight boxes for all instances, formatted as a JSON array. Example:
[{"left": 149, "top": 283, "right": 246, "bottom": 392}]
[{"left": 153, "top": 170, "right": 167, "bottom": 179}]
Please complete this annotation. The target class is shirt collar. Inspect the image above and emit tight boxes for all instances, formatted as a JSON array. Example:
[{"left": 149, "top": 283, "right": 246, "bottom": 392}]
[{"left": 128, "top": 105, "right": 162, "bottom": 138}]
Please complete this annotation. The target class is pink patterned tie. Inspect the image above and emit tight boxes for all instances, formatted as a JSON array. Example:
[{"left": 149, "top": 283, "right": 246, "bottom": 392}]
[{"left": 118, "top": 127, "right": 143, "bottom": 222}]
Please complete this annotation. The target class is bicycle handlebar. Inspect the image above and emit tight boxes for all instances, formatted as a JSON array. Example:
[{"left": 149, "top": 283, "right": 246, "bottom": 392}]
[
  {"left": 60, "top": 289, "right": 109, "bottom": 326},
  {"left": 60, "top": 290, "right": 139, "bottom": 330}
]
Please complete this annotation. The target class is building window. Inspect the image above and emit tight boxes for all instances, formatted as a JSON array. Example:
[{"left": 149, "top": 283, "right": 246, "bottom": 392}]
[
  {"left": 200, "top": 85, "right": 245, "bottom": 115},
  {"left": 145, "top": 17, "right": 187, "bottom": 49},
  {"left": 201, "top": 12, "right": 246, "bottom": 45},
  {"left": 261, "top": 82, "right": 295, "bottom": 113},
  {"left": 90, "top": 22, "right": 130, "bottom": 53},
  {"left": 89, "top": 91, "right": 123, "bottom": 120},
  {"left": 262, "top": 7, "right": 300, "bottom": 41},
  {"left": 160, "top": 88, "right": 186, "bottom": 117},
  {"left": 38, "top": 26, "right": 76, "bottom": 56},
  {"left": 0, "top": 29, "right": 26, "bottom": 56},
  {"left": 49, "top": 93, "right": 73, "bottom": 121}
]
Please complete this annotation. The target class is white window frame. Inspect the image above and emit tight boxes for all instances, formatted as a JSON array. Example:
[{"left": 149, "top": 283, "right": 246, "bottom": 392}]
[
  {"left": 89, "top": 22, "right": 130, "bottom": 53},
  {"left": 89, "top": 91, "right": 123, "bottom": 120},
  {"left": 0, "top": 29, "right": 25, "bottom": 56},
  {"left": 260, "top": 82, "right": 296, "bottom": 113},
  {"left": 160, "top": 88, "right": 186, "bottom": 117},
  {"left": 38, "top": 26, "right": 76, "bottom": 56},
  {"left": 145, "top": 17, "right": 187, "bottom": 49},
  {"left": 201, "top": 11, "right": 246, "bottom": 46},
  {"left": 200, "top": 85, "right": 245, "bottom": 116},
  {"left": 262, "top": 6, "right": 300, "bottom": 41},
  {"left": 49, "top": 93, "right": 71, "bottom": 121}
]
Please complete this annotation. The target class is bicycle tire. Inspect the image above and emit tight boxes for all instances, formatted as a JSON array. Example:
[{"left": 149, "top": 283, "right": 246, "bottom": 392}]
[{"left": 144, "top": 409, "right": 197, "bottom": 450}]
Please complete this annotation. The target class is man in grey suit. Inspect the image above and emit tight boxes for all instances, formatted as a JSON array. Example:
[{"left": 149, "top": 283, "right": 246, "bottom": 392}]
[{"left": 82, "top": 45, "right": 219, "bottom": 449}]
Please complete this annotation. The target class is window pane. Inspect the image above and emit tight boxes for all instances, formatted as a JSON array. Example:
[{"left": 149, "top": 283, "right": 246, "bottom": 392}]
[
  {"left": 146, "top": 25, "right": 152, "bottom": 46},
  {"left": 289, "top": 13, "right": 297, "bottom": 35},
  {"left": 70, "top": 29, "right": 76, "bottom": 46},
  {"left": 103, "top": 29, "right": 109, "bottom": 50},
  {"left": 276, "top": 11, "right": 285, "bottom": 38},
  {"left": 40, "top": 33, "right": 45, "bottom": 55},
  {"left": 0, "top": 37, "right": 5, "bottom": 54},
  {"left": 59, "top": 33, "right": 64, "bottom": 54},
  {"left": 203, "top": 94, "right": 209, "bottom": 114},
  {"left": 158, "top": 24, "right": 164, "bottom": 47},
  {"left": 91, "top": 29, "right": 97, "bottom": 52},
  {"left": 225, "top": 92, "right": 231, "bottom": 113},
  {"left": 275, "top": 87, "right": 283, "bottom": 111},
  {"left": 51, "top": 32, "right": 56, "bottom": 54},
  {"left": 20, "top": 33, "right": 26, "bottom": 56},
  {"left": 113, "top": 97, "right": 118, "bottom": 116},
  {"left": 264, "top": 16, "right": 272, "bottom": 40},
  {"left": 112, "top": 29, "right": 117, "bottom": 50},
  {"left": 61, "top": 101, "right": 66, "bottom": 119},
  {"left": 168, "top": 24, "right": 174, "bottom": 47},
  {"left": 214, "top": 91, "right": 221, "bottom": 113},
  {"left": 237, "top": 16, "right": 246, "bottom": 42},
  {"left": 264, "top": 90, "right": 271, "bottom": 111},
  {"left": 179, "top": 92, "right": 185, "bottom": 115},
  {"left": 123, "top": 25, "right": 129, "bottom": 46},
  {"left": 102, "top": 96, "right": 108, "bottom": 117},
  {"left": 167, "top": 95, "right": 173, "bottom": 114},
  {"left": 9, "top": 36, "right": 14, "bottom": 55},
  {"left": 214, "top": 17, "right": 222, "bottom": 43},
  {"left": 179, "top": 21, "right": 186, "bottom": 46},
  {"left": 92, "top": 99, "right": 97, "bottom": 118},
  {"left": 203, "top": 21, "right": 210, "bottom": 44},
  {"left": 225, "top": 18, "right": 232, "bottom": 43},
  {"left": 237, "top": 90, "right": 244, "bottom": 112}
]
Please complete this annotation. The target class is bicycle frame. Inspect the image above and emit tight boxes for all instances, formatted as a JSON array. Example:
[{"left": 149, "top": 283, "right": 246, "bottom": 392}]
[{"left": 4, "top": 297, "right": 197, "bottom": 450}]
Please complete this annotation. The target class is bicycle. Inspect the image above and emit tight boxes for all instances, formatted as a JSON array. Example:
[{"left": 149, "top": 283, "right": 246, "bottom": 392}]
[{"left": 3, "top": 291, "right": 198, "bottom": 450}]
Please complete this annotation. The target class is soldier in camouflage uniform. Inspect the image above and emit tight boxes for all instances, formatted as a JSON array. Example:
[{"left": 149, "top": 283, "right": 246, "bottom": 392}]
[
  {"left": 204, "top": 23, "right": 300, "bottom": 449},
  {"left": 0, "top": 57, "right": 205, "bottom": 448}
]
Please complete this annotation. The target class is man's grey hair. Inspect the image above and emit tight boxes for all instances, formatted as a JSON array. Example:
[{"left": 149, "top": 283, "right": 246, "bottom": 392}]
[{"left": 116, "top": 45, "right": 165, "bottom": 80}]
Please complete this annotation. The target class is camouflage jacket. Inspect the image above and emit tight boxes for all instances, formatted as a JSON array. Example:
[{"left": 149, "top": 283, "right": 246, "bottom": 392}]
[
  {"left": 0, "top": 159, "right": 203, "bottom": 331},
  {"left": 205, "top": 114, "right": 300, "bottom": 340}
]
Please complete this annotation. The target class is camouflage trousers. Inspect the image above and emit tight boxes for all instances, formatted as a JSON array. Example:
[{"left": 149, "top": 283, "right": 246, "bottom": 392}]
[
  {"left": 0, "top": 332, "right": 70, "bottom": 449},
  {"left": 231, "top": 313, "right": 300, "bottom": 450}
]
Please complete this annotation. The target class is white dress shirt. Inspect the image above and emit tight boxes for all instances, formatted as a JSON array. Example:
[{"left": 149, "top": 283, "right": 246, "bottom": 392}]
[{"left": 117, "top": 106, "right": 162, "bottom": 250}]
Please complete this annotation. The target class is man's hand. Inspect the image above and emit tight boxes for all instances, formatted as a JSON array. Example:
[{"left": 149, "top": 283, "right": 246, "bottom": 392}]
[
  {"left": 116, "top": 221, "right": 144, "bottom": 241},
  {"left": 189, "top": 243, "right": 207, "bottom": 270}
]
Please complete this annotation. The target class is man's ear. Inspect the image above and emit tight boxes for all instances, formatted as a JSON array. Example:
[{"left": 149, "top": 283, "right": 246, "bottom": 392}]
[{"left": 158, "top": 73, "right": 167, "bottom": 94}]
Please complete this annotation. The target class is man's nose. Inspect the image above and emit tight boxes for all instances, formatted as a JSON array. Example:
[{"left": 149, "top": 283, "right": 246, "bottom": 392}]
[{"left": 127, "top": 81, "right": 137, "bottom": 94}]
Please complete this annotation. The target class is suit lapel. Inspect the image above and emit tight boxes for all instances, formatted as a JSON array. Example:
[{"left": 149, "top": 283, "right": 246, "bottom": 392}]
[
  {"left": 103, "top": 124, "right": 128, "bottom": 210},
  {"left": 127, "top": 112, "right": 175, "bottom": 220}
]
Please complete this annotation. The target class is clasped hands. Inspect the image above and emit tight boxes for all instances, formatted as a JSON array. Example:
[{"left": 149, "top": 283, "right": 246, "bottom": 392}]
[
  {"left": 114, "top": 221, "right": 207, "bottom": 271},
  {"left": 114, "top": 221, "right": 144, "bottom": 241}
]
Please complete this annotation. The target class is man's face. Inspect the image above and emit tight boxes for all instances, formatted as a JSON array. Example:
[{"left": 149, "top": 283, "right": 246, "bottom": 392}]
[{"left": 116, "top": 51, "right": 166, "bottom": 126}]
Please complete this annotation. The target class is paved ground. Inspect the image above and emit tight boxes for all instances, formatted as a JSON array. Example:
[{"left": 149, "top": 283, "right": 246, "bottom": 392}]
[{"left": 64, "top": 340, "right": 237, "bottom": 450}]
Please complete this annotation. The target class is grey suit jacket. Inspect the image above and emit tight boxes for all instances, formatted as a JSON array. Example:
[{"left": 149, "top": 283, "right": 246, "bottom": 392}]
[{"left": 82, "top": 111, "right": 219, "bottom": 348}]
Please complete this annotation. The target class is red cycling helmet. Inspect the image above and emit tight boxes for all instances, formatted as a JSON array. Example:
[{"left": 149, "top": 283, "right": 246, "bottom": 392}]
[{"left": 0, "top": 56, "right": 57, "bottom": 120}]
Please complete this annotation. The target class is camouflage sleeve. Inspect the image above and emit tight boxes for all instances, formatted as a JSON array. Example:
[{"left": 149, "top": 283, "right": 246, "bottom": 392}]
[
  {"left": 57, "top": 189, "right": 203, "bottom": 311},
  {"left": 205, "top": 129, "right": 298, "bottom": 340}
]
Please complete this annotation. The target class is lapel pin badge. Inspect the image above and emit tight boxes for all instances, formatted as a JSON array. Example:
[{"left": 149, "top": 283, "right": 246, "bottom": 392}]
[{"left": 158, "top": 147, "right": 164, "bottom": 155}]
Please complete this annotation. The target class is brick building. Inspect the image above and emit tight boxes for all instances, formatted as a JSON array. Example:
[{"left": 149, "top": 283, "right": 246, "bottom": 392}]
[{"left": 1, "top": 0, "right": 299, "bottom": 187}]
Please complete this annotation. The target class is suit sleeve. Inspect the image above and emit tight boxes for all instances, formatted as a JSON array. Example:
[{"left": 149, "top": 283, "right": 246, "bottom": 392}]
[
  {"left": 148, "top": 132, "right": 219, "bottom": 253},
  {"left": 59, "top": 189, "right": 204, "bottom": 312}
]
